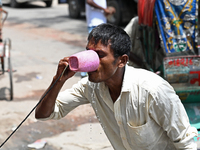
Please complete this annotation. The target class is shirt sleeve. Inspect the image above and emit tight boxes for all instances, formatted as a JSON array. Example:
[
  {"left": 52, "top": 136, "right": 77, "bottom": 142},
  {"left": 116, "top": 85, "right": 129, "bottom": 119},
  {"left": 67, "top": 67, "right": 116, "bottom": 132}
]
[
  {"left": 148, "top": 81, "right": 198, "bottom": 149},
  {"left": 39, "top": 78, "right": 90, "bottom": 121}
]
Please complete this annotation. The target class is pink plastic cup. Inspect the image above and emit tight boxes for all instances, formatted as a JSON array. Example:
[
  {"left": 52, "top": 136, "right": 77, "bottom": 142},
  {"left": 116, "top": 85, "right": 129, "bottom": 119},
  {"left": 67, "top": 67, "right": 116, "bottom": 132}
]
[{"left": 68, "top": 50, "right": 100, "bottom": 72}]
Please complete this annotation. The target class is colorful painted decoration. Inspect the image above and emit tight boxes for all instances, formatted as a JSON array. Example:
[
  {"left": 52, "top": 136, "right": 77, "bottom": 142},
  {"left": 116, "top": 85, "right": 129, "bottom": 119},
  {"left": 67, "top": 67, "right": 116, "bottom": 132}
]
[{"left": 155, "top": 0, "right": 198, "bottom": 54}]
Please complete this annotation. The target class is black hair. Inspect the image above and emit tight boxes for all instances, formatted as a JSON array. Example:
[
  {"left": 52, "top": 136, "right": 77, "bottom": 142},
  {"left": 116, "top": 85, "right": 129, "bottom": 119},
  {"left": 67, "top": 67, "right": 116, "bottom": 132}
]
[{"left": 87, "top": 23, "right": 131, "bottom": 58}]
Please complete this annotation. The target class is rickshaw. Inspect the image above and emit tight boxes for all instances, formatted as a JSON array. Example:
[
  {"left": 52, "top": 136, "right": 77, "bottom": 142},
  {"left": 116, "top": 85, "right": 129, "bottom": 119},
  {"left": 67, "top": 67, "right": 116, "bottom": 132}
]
[
  {"left": 0, "top": 38, "right": 13, "bottom": 100},
  {"left": 129, "top": 0, "right": 200, "bottom": 141},
  {"left": 0, "top": 5, "right": 13, "bottom": 101}
]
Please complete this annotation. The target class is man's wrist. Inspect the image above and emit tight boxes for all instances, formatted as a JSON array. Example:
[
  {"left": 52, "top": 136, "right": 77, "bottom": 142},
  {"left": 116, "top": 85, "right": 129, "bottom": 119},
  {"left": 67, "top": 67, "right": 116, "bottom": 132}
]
[{"left": 53, "top": 75, "right": 65, "bottom": 84}]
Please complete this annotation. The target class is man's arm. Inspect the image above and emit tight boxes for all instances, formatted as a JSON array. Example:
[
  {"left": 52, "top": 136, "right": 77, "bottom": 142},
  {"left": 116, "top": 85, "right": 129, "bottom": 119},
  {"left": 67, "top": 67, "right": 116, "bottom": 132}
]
[
  {"left": 86, "top": 0, "right": 115, "bottom": 16},
  {"left": 35, "top": 57, "right": 75, "bottom": 119}
]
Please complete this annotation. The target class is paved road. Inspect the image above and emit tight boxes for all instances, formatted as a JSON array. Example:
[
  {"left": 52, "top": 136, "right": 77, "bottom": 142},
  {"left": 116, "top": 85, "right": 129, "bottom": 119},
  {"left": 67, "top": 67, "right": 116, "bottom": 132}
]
[
  {"left": 5, "top": 1, "right": 87, "bottom": 36},
  {"left": 0, "top": 2, "right": 114, "bottom": 150},
  {"left": 1, "top": 1, "right": 89, "bottom": 100}
]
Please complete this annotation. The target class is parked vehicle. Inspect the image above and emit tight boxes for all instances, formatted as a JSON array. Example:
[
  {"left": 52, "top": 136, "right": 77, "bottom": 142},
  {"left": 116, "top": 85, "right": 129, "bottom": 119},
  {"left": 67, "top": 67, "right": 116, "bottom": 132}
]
[
  {"left": 58, "top": 0, "right": 138, "bottom": 25},
  {"left": 2, "top": 0, "right": 53, "bottom": 8}
]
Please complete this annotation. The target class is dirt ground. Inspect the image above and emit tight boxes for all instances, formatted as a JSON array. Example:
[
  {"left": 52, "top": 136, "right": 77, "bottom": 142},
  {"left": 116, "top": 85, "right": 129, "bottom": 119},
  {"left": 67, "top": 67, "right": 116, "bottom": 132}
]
[
  {"left": 0, "top": 19, "right": 113, "bottom": 150},
  {"left": 0, "top": 100, "right": 98, "bottom": 150}
]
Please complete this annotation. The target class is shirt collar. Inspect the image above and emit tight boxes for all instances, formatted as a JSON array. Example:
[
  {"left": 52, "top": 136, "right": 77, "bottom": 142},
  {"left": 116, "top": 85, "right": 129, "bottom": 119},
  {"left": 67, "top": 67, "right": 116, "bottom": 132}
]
[
  {"left": 96, "top": 65, "right": 132, "bottom": 93},
  {"left": 121, "top": 65, "right": 132, "bottom": 92}
]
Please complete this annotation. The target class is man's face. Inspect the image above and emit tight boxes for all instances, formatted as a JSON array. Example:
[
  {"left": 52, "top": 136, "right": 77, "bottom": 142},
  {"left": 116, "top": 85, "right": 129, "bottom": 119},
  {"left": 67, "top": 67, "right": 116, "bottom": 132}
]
[{"left": 86, "top": 40, "right": 120, "bottom": 83}]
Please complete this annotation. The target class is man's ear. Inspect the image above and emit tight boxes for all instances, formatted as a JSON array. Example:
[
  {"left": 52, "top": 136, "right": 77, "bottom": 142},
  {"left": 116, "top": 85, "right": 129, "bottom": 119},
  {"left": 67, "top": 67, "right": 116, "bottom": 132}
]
[{"left": 118, "top": 54, "right": 129, "bottom": 68}]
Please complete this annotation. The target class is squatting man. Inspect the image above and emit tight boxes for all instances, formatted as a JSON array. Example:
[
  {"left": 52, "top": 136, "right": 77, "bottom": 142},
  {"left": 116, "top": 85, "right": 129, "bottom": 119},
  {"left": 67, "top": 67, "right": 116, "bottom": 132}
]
[{"left": 35, "top": 23, "right": 197, "bottom": 150}]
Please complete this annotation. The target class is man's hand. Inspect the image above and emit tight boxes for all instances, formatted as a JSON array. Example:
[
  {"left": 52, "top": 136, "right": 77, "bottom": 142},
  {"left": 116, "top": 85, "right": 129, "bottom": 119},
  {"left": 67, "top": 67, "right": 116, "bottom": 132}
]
[
  {"left": 87, "top": 0, "right": 116, "bottom": 17},
  {"left": 104, "top": 6, "right": 116, "bottom": 17},
  {"left": 35, "top": 57, "right": 76, "bottom": 119},
  {"left": 55, "top": 57, "right": 76, "bottom": 82}
]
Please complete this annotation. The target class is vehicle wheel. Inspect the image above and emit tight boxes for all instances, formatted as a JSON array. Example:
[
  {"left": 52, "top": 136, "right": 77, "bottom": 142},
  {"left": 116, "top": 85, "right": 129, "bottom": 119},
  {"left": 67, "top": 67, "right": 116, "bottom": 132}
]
[
  {"left": 4, "top": 38, "right": 13, "bottom": 100},
  {"left": 68, "top": 0, "right": 81, "bottom": 18},
  {"left": 107, "top": 0, "right": 121, "bottom": 25},
  {"left": 8, "top": 56, "right": 13, "bottom": 100},
  {"left": 44, "top": 0, "right": 52, "bottom": 7},
  {"left": 1, "top": 57, "right": 4, "bottom": 74},
  {"left": 1, "top": 42, "right": 5, "bottom": 74},
  {"left": 10, "top": 0, "right": 20, "bottom": 8}
]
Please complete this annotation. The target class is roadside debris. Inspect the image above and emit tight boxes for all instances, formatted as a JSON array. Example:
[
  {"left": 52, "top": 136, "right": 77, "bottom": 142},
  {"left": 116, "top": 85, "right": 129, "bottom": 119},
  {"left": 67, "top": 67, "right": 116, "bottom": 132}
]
[
  {"left": 27, "top": 139, "right": 47, "bottom": 149},
  {"left": 36, "top": 75, "right": 43, "bottom": 80}
]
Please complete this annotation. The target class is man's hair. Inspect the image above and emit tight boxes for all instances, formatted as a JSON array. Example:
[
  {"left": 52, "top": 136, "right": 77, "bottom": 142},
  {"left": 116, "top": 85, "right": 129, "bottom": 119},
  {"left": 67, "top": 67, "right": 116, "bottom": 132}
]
[{"left": 87, "top": 23, "right": 131, "bottom": 58}]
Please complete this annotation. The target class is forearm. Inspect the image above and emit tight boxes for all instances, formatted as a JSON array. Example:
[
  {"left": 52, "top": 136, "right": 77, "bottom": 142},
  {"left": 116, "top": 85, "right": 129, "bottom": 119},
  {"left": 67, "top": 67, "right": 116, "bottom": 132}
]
[
  {"left": 35, "top": 57, "right": 75, "bottom": 119},
  {"left": 35, "top": 76, "right": 65, "bottom": 119},
  {"left": 87, "top": 0, "right": 105, "bottom": 11}
]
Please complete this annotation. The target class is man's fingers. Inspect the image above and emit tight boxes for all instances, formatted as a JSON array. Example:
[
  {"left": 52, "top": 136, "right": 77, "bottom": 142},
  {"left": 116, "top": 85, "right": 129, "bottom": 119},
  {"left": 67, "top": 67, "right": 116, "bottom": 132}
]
[{"left": 59, "top": 57, "right": 69, "bottom": 67}]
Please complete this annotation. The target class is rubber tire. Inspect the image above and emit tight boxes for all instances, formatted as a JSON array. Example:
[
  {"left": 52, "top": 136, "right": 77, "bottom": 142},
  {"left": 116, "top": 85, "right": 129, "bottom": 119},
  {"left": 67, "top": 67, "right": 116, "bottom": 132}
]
[
  {"left": 45, "top": 0, "right": 52, "bottom": 7},
  {"left": 1, "top": 57, "right": 4, "bottom": 74},
  {"left": 107, "top": 0, "right": 121, "bottom": 25},
  {"left": 68, "top": 0, "right": 81, "bottom": 18},
  {"left": 8, "top": 57, "right": 13, "bottom": 100},
  {"left": 10, "top": 0, "right": 20, "bottom": 8},
  {"left": 4, "top": 38, "right": 13, "bottom": 100}
]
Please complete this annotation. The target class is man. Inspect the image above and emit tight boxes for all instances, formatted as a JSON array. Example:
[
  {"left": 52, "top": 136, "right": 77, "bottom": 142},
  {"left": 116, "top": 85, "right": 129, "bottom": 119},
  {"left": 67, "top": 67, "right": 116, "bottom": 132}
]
[
  {"left": 86, "top": 0, "right": 114, "bottom": 33},
  {"left": 124, "top": 16, "right": 144, "bottom": 68},
  {"left": 35, "top": 23, "right": 197, "bottom": 150},
  {"left": 124, "top": 16, "right": 165, "bottom": 72}
]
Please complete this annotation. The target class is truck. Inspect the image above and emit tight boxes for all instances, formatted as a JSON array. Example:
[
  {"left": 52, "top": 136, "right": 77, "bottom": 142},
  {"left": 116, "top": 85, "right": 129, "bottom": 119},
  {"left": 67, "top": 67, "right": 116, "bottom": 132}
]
[{"left": 58, "top": 0, "right": 138, "bottom": 25}]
